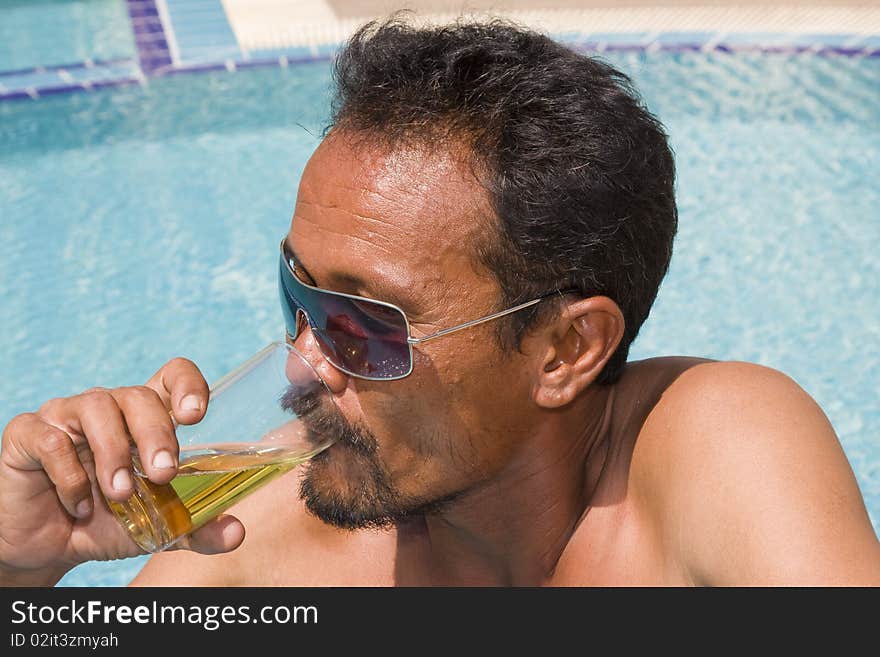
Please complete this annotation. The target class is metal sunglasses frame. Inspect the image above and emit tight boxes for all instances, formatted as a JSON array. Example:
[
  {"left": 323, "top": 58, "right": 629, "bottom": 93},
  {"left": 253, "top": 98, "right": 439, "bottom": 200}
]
[{"left": 280, "top": 238, "right": 579, "bottom": 381}]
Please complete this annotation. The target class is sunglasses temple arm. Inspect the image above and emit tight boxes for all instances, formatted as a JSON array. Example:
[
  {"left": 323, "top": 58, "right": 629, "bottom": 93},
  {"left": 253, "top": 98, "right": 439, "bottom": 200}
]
[{"left": 408, "top": 297, "right": 545, "bottom": 345}]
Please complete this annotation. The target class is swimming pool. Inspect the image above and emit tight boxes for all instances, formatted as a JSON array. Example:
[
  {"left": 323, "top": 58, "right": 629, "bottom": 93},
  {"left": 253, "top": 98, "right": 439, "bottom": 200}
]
[{"left": 1, "top": 30, "right": 878, "bottom": 585}]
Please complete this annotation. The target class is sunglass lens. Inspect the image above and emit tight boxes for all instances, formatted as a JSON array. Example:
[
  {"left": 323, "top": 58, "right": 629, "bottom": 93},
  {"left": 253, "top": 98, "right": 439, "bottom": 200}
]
[
  {"left": 279, "top": 255, "right": 412, "bottom": 378},
  {"left": 312, "top": 296, "right": 411, "bottom": 378}
]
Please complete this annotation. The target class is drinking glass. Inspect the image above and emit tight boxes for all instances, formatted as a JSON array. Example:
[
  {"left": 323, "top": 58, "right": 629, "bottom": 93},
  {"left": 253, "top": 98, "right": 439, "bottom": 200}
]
[{"left": 105, "top": 341, "right": 337, "bottom": 552}]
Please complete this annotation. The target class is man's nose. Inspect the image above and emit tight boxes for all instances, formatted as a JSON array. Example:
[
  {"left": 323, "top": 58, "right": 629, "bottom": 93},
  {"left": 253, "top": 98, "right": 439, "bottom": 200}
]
[{"left": 289, "top": 323, "right": 349, "bottom": 394}]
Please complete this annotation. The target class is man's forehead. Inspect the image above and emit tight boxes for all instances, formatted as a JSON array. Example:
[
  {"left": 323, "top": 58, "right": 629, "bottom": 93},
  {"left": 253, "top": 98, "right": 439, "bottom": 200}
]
[
  {"left": 302, "top": 132, "right": 486, "bottom": 231},
  {"left": 290, "top": 133, "right": 494, "bottom": 287}
]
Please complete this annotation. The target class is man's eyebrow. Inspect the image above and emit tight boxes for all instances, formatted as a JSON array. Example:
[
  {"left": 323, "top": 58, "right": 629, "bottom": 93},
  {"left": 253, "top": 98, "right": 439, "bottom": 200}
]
[
  {"left": 283, "top": 237, "right": 416, "bottom": 310},
  {"left": 283, "top": 238, "right": 318, "bottom": 285}
]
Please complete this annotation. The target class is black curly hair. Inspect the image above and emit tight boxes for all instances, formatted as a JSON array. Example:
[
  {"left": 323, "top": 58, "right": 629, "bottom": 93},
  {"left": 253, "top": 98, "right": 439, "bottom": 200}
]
[{"left": 327, "top": 14, "right": 677, "bottom": 385}]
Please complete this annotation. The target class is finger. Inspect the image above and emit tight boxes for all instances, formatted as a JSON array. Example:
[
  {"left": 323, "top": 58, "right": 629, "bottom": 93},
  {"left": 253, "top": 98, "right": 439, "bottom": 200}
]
[
  {"left": 174, "top": 514, "right": 245, "bottom": 555},
  {"left": 3, "top": 413, "right": 94, "bottom": 519},
  {"left": 144, "top": 357, "right": 210, "bottom": 426},
  {"left": 63, "top": 389, "right": 136, "bottom": 503},
  {"left": 111, "top": 386, "right": 179, "bottom": 485}
]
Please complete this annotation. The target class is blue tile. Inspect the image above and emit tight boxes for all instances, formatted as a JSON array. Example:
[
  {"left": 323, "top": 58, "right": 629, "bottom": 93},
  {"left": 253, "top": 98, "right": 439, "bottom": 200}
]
[
  {"left": 249, "top": 47, "right": 315, "bottom": 61},
  {"left": 168, "top": 61, "right": 225, "bottom": 74},
  {"left": 658, "top": 43, "right": 704, "bottom": 53},
  {"left": 0, "top": 89, "right": 34, "bottom": 100},
  {"left": 818, "top": 46, "right": 867, "bottom": 56},
  {"left": 172, "top": 32, "right": 234, "bottom": 46},
  {"left": 720, "top": 32, "right": 793, "bottom": 45},
  {"left": 165, "top": 0, "right": 240, "bottom": 64},
  {"left": 31, "top": 83, "right": 82, "bottom": 96},
  {"left": 782, "top": 33, "right": 863, "bottom": 47},
  {"left": 180, "top": 46, "right": 241, "bottom": 63},
  {"left": 128, "top": 5, "right": 159, "bottom": 19},
  {"left": 66, "top": 63, "right": 140, "bottom": 84},
  {"left": 235, "top": 59, "right": 280, "bottom": 71},
  {"left": 135, "top": 23, "right": 167, "bottom": 37},
  {"left": 135, "top": 40, "right": 170, "bottom": 55},
  {"left": 655, "top": 31, "right": 716, "bottom": 45},
  {"left": 1, "top": 70, "right": 71, "bottom": 91},
  {"left": 129, "top": 15, "right": 163, "bottom": 29},
  {"left": 141, "top": 54, "right": 172, "bottom": 68}
]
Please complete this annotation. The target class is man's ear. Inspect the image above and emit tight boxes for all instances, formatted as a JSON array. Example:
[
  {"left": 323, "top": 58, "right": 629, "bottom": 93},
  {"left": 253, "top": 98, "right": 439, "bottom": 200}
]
[{"left": 528, "top": 296, "right": 624, "bottom": 409}]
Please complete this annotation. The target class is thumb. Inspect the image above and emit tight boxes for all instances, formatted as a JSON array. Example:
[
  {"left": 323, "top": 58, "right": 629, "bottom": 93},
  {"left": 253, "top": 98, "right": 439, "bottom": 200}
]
[{"left": 176, "top": 514, "right": 245, "bottom": 555}]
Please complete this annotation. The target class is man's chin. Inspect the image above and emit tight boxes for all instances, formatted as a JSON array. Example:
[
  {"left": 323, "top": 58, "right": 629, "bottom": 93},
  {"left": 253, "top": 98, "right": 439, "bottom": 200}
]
[
  {"left": 298, "top": 438, "right": 462, "bottom": 530},
  {"left": 306, "top": 441, "right": 374, "bottom": 494},
  {"left": 298, "top": 441, "right": 402, "bottom": 531}
]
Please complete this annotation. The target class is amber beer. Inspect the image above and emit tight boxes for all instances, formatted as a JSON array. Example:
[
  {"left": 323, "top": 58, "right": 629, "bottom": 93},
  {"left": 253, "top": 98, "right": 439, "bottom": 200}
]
[
  {"left": 102, "top": 342, "right": 337, "bottom": 552},
  {"left": 107, "top": 444, "right": 320, "bottom": 552}
]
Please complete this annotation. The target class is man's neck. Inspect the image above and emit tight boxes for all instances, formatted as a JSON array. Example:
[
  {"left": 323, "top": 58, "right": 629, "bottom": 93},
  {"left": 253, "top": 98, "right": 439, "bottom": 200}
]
[{"left": 409, "top": 384, "right": 615, "bottom": 586}]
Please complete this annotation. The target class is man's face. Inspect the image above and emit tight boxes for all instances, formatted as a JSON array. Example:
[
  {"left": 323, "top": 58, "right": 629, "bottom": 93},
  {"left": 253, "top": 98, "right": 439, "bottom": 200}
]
[{"left": 286, "top": 131, "right": 540, "bottom": 529}]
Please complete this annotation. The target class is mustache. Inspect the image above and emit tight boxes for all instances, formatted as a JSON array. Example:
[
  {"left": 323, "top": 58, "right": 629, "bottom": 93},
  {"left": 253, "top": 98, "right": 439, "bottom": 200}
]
[
  {"left": 278, "top": 384, "right": 322, "bottom": 417},
  {"left": 278, "top": 383, "right": 378, "bottom": 458}
]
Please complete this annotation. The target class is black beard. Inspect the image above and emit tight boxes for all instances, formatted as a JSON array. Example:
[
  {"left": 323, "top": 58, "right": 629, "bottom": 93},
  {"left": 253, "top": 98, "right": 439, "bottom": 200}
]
[{"left": 278, "top": 383, "right": 457, "bottom": 530}]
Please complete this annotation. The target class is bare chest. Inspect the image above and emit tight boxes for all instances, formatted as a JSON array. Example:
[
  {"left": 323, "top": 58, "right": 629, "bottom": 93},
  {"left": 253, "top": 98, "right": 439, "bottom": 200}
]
[
  {"left": 236, "top": 492, "right": 687, "bottom": 587},
  {"left": 547, "top": 500, "right": 690, "bottom": 586}
]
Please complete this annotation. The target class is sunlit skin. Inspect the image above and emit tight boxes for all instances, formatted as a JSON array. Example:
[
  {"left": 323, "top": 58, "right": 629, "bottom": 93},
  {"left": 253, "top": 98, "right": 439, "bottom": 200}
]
[
  {"left": 3, "top": 129, "right": 879, "bottom": 587},
  {"left": 281, "top": 131, "right": 622, "bottom": 583},
  {"left": 131, "top": 130, "right": 880, "bottom": 585}
]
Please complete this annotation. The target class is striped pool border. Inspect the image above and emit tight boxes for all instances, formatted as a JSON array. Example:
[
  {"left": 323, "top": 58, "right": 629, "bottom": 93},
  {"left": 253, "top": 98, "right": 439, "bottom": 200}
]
[
  {"left": 1, "top": 33, "right": 878, "bottom": 102},
  {"left": 127, "top": 0, "right": 174, "bottom": 74},
  {"left": 0, "top": 57, "right": 136, "bottom": 80}
]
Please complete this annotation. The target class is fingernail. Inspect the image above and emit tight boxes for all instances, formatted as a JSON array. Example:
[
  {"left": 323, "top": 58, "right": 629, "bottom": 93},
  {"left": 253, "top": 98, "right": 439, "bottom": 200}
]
[
  {"left": 112, "top": 467, "right": 132, "bottom": 492},
  {"left": 152, "top": 449, "right": 175, "bottom": 469},
  {"left": 180, "top": 394, "right": 201, "bottom": 412},
  {"left": 76, "top": 498, "right": 92, "bottom": 517}
]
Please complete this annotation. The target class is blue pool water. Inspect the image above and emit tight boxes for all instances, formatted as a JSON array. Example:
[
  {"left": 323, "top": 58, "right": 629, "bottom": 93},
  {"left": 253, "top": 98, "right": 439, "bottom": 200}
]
[
  {"left": 1, "top": 49, "right": 878, "bottom": 586},
  {"left": 0, "top": 0, "right": 134, "bottom": 71}
]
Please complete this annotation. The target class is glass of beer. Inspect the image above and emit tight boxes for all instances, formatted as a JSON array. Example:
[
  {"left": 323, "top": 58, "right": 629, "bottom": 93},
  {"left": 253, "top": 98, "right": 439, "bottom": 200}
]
[{"left": 105, "top": 341, "right": 337, "bottom": 552}]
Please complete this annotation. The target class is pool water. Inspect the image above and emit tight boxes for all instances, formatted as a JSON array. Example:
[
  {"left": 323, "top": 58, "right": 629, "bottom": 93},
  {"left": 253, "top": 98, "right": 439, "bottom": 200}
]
[
  {"left": 0, "top": 0, "right": 134, "bottom": 72},
  {"left": 1, "top": 50, "right": 878, "bottom": 586}
]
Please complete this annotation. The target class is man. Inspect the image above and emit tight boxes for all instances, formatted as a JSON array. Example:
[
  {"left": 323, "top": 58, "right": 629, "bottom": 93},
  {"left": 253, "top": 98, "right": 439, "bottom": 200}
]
[{"left": 1, "top": 18, "right": 878, "bottom": 587}]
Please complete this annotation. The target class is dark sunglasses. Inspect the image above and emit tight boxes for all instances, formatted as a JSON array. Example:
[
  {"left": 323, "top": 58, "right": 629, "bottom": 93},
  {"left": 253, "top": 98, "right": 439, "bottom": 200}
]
[{"left": 279, "top": 238, "right": 578, "bottom": 381}]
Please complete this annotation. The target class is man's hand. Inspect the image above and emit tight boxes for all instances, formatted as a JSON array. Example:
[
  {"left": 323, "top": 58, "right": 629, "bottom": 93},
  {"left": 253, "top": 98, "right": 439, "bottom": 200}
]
[{"left": 0, "top": 358, "right": 245, "bottom": 587}]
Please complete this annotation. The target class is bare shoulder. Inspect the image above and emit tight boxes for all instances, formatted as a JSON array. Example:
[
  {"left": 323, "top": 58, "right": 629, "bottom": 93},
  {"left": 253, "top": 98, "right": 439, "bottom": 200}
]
[
  {"left": 130, "top": 469, "right": 398, "bottom": 586},
  {"left": 629, "top": 359, "right": 880, "bottom": 586}
]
